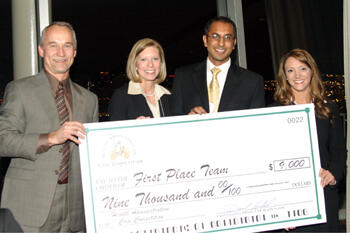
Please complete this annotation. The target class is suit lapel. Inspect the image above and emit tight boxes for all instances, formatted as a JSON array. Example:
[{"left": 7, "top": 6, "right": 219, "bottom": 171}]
[
  {"left": 193, "top": 61, "right": 210, "bottom": 112},
  {"left": 34, "top": 71, "right": 61, "bottom": 127},
  {"left": 70, "top": 80, "right": 84, "bottom": 122},
  {"left": 69, "top": 81, "right": 84, "bottom": 157},
  {"left": 219, "top": 64, "right": 240, "bottom": 111}
]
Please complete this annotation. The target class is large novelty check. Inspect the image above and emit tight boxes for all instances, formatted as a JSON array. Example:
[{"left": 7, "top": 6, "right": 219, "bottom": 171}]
[{"left": 79, "top": 104, "right": 326, "bottom": 233}]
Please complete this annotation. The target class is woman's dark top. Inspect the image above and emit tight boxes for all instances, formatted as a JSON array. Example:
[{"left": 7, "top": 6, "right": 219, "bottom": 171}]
[{"left": 108, "top": 82, "right": 172, "bottom": 121}]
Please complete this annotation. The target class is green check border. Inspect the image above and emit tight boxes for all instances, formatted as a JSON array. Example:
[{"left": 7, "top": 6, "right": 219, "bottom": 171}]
[{"left": 83, "top": 107, "right": 321, "bottom": 233}]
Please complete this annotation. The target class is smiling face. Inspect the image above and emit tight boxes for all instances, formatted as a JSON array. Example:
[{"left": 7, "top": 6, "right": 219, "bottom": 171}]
[
  {"left": 136, "top": 46, "right": 161, "bottom": 84},
  {"left": 284, "top": 56, "right": 312, "bottom": 96},
  {"left": 203, "top": 21, "right": 236, "bottom": 66},
  {"left": 38, "top": 25, "right": 76, "bottom": 81}
]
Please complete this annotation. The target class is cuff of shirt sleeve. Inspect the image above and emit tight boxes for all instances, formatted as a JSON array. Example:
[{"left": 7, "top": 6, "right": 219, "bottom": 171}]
[{"left": 36, "top": 133, "right": 50, "bottom": 154}]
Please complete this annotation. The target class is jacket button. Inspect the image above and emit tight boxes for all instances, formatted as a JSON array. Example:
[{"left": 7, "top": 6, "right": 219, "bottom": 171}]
[{"left": 59, "top": 148, "right": 63, "bottom": 153}]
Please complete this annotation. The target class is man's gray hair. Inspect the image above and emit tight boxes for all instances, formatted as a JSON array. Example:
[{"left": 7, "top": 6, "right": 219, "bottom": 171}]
[{"left": 39, "top": 21, "right": 77, "bottom": 49}]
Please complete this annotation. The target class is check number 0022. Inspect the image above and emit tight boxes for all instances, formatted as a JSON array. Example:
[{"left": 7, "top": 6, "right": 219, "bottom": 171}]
[{"left": 287, "top": 116, "right": 304, "bottom": 124}]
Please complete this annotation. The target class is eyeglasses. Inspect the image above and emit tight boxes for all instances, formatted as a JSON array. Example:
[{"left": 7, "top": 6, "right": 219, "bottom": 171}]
[{"left": 207, "top": 33, "right": 234, "bottom": 42}]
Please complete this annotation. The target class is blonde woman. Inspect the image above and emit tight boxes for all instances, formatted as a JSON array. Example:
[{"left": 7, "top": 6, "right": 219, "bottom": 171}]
[
  {"left": 273, "top": 49, "right": 346, "bottom": 232},
  {"left": 108, "top": 38, "right": 171, "bottom": 120}
]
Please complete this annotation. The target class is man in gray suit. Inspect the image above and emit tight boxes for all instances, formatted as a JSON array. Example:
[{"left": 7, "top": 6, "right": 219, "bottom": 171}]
[{"left": 0, "top": 21, "right": 98, "bottom": 232}]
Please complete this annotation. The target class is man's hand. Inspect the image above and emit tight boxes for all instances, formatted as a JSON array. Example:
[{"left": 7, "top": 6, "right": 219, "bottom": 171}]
[
  {"left": 188, "top": 106, "right": 207, "bottom": 115},
  {"left": 136, "top": 116, "right": 151, "bottom": 120},
  {"left": 48, "top": 121, "right": 86, "bottom": 146}
]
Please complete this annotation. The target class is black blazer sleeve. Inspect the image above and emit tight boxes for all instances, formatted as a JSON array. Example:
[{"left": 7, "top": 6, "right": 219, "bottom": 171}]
[
  {"left": 322, "top": 103, "right": 347, "bottom": 183},
  {"left": 170, "top": 67, "right": 185, "bottom": 116},
  {"left": 108, "top": 85, "right": 130, "bottom": 121},
  {"left": 249, "top": 72, "right": 265, "bottom": 109},
  {"left": 170, "top": 62, "right": 209, "bottom": 115}
]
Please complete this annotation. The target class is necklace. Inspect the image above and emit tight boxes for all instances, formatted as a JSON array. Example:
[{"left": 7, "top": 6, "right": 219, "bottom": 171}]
[
  {"left": 143, "top": 92, "right": 155, "bottom": 97},
  {"left": 141, "top": 87, "right": 155, "bottom": 97}
]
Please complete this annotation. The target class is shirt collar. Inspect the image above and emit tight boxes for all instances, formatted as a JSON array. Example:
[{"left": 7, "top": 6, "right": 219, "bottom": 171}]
[
  {"left": 207, "top": 57, "right": 231, "bottom": 72},
  {"left": 45, "top": 70, "right": 70, "bottom": 93},
  {"left": 127, "top": 81, "right": 171, "bottom": 97}
]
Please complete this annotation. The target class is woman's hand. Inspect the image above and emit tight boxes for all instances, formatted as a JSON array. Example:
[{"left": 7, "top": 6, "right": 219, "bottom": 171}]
[
  {"left": 284, "top": 226, "right": 296, "bottom": 231},
  {"left": 319, "top": 168, "right": 336, "bottom": 188}
]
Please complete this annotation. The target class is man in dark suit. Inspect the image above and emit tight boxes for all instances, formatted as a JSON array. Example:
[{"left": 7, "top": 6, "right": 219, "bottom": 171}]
[
  {"left": 0, "top": 21, "right": 98, "bottom": 232},
  {"left": 171, "top": 16, "right": 265, "bottom": 115}
]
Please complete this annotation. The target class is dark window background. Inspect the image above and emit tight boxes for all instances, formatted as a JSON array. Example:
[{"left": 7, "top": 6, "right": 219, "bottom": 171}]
[
  {"left": 243, "top": 0, "right": 273, "bottom": 80},
  {"left": 52, "top": 0, "right": 217, "bottom": 83},
  {"left": 0, "top": 0, "right": 12, "bottom": 93}
]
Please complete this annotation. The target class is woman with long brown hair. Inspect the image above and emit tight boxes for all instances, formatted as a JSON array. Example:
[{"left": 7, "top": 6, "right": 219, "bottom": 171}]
[{"left": 274, "top": 48, "right": 346, "bottom": 232}]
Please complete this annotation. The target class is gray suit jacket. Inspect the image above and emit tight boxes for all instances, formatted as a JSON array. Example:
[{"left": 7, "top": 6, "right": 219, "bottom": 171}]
[{"left": 0, "top": 71, "right": 99, "bottom": 231}]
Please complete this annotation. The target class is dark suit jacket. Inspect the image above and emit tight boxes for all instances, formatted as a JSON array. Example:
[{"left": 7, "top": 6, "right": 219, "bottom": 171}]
[
  {"left": 171, "top": 60, "right": 265, "bottom": 115},
  {"left": 0, "top": 208, "right": 23, "bottom": 233},
  {"left": 108, "top": 83, "right": 172, "bottom": 121},
  {"left": 0, "top": 71, "right": 99, "bottom": 231}
]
